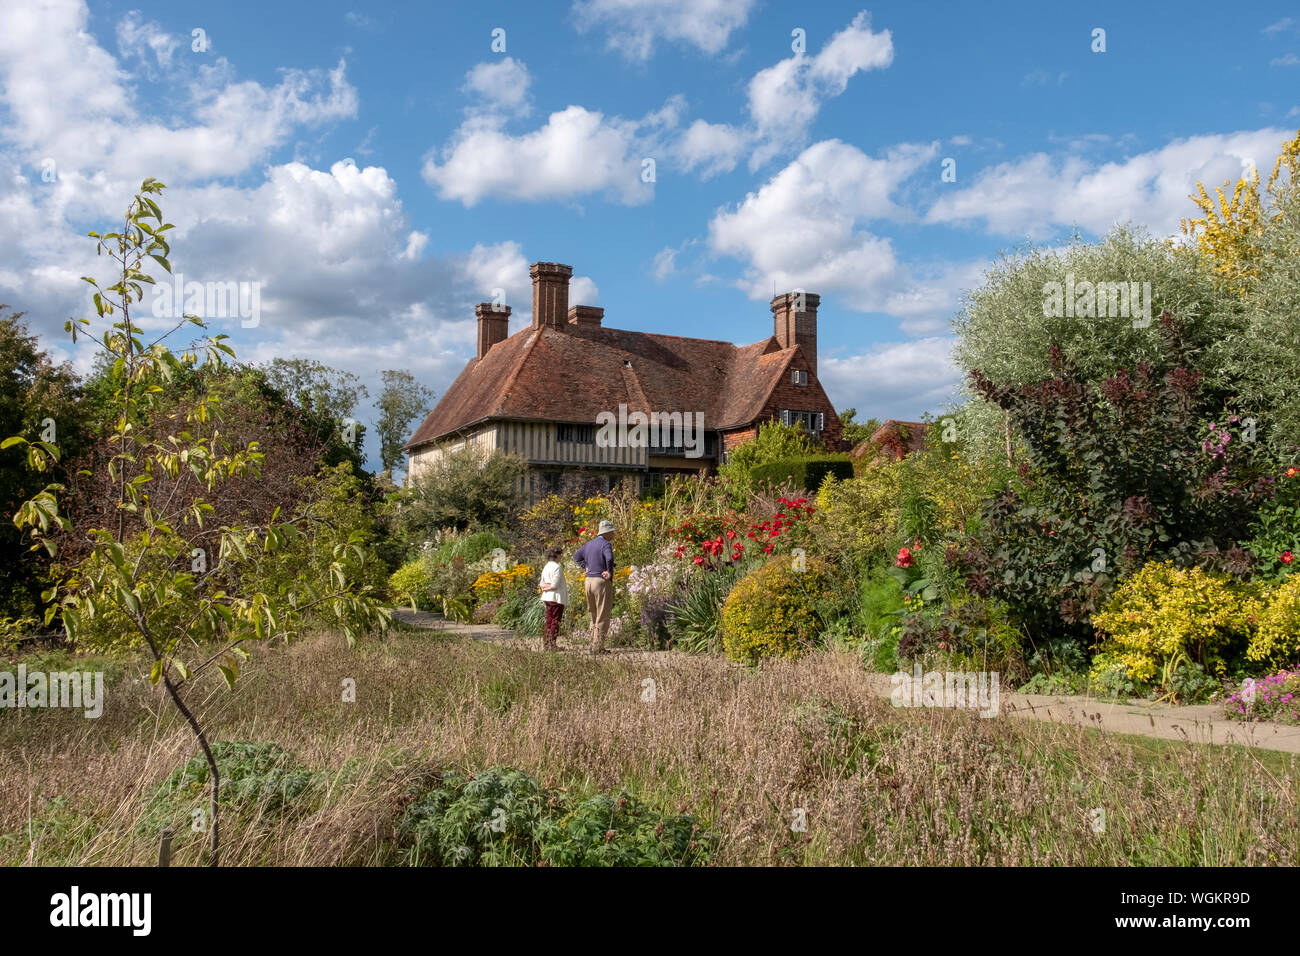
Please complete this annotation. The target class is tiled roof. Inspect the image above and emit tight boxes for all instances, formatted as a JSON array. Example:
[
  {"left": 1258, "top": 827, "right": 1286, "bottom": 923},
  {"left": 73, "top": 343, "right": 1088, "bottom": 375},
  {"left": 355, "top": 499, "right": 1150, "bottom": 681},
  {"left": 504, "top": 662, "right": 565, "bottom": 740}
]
[
  {"left": 851, "top": 420, "right": 929, "bottom": 462},
  {"left": 405, "top": 324, "right": 800, "bottom": 449}
]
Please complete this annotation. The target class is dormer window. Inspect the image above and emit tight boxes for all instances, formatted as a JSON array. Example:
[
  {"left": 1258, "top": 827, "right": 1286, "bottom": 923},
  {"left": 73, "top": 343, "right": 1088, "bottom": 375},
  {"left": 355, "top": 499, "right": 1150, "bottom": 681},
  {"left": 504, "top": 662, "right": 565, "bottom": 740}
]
[{"left": 791, "top": 369, "right": 808, "bottom": 386}]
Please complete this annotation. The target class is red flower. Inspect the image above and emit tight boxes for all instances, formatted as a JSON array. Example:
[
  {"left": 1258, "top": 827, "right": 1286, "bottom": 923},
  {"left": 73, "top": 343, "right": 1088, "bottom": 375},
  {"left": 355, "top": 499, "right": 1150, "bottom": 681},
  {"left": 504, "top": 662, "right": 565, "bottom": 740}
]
[
  {"left": 693, "top": 556, "right": 704, "bottom": 565},
  {"left": 726, "top": 529, "right": 736, "bottom": 539},
  {"left": 1283, "top": 551, "right": 1294, "bottom": 565},
  {"left": 896, "top": 547, "right": 913, "bottom": 568},
  {"left": 762, "top": 545, "right": 773, "bottom": 554},
  {"left": 1287, "top": 467, "right": 1299, "bottom": 479}
]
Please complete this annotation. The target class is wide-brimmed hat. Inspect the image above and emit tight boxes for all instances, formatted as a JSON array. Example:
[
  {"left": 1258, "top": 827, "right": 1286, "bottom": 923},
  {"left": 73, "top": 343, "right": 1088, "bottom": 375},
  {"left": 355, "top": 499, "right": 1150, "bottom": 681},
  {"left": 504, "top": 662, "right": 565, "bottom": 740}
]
[{"left": 597, "top": 519, "right": 616, "bottom": 535}]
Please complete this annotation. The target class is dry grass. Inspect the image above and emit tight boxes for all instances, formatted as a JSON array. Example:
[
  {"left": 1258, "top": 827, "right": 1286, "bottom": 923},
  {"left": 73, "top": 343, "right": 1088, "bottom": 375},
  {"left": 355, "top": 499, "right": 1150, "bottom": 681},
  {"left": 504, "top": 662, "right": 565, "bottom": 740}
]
[{"left": 2, "top": 625, "right": 1297, "bottom": 866}]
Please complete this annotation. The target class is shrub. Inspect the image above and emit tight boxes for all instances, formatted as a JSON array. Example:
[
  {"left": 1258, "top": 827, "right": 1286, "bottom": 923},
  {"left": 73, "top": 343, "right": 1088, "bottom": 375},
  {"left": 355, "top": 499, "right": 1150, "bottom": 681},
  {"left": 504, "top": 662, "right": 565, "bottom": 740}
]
[
  {"left": 721, "top": 557, "right": 835, "bottom": 663},
  {"left": 437, "top": 530, "right": 508, "bottom": 565},
  {"left": 1251, "top": 575, "right": 1300, "bottom": 666},
  {"left": 668, "top": 565, "right": 739, "bottom": 654},
  {"left": 718, "top": 420, "right": 816, "bottom": 484},
  {"left": 1219, "top": 669, "right": 1300, "bottom": 724},
  {"left": 959, "top": 317, "right": 1275, "bottom": 648},
  {"left": 749, "top": 454, "right": 853, "bottom": 492},
  {"left": 401, "top": 446, "right": 526, "bottom": 535},
  {"left": 1090, "top": 562, "right": 1258, "bottom": 686},
  {"left": 389, "top": 560, "right": 433, "bottom": 610},
  {"left": 395, "top": 766, "right": 711, "bottom": 866},
  {"left": 816, "top": 463, "right": 906, "bottom": 560}
]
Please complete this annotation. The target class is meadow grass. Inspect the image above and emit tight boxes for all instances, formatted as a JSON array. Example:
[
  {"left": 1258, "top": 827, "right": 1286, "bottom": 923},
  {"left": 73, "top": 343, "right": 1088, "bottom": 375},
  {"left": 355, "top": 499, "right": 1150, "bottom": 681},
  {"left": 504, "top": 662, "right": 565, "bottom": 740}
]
[{"left": 2, "top": 626, "right": 1296, "bottom": 866}]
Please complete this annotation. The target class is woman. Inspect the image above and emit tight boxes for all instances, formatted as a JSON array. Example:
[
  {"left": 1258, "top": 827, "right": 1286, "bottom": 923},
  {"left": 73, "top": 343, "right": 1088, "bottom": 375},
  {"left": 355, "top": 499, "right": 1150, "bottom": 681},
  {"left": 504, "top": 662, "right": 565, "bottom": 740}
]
[{"left": 539, "top": 546, "right": 568, "bottom": 651}]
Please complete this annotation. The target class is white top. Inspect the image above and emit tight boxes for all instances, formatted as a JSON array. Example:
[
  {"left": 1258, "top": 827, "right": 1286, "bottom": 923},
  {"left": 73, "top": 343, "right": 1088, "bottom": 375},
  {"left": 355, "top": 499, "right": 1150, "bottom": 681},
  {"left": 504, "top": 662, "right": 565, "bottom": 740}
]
[{"left": 540, "top": 561, "right": 568, "bottom": 604}]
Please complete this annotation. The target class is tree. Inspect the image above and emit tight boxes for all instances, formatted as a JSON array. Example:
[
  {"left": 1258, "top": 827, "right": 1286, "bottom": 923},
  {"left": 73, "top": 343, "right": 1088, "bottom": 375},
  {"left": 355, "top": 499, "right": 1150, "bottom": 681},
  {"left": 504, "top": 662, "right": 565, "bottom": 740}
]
[
  {"left": 260, "top": 357, "right": 367, "bottom": 423},
  {"left": 401, "top": 445, "right": 526, "bottom": 535},
  {"left": 0, "top": 308, "right": 83, "bottom": 616},
  {"left": 376, "top": 369, "right": 434, "bottom": 477},
  {"left": 7, "top": 180, "right": 391, "bottom": 865},
  {"left": 838, "top": 408, "right": 880, "bottom": 449}
]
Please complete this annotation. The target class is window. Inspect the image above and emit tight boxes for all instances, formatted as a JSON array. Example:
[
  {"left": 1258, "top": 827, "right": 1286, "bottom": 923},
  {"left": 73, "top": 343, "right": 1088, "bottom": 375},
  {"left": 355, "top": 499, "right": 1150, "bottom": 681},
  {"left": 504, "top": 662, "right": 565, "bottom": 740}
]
[
  {"left": 556, "top": 423, "right": 596, "bottom": 444},
  {"left": 780, "top": 410, "right": 824, "bottom": 433},
  {"left": 791, "top": 369, "right": 808, "bottom": 386}
]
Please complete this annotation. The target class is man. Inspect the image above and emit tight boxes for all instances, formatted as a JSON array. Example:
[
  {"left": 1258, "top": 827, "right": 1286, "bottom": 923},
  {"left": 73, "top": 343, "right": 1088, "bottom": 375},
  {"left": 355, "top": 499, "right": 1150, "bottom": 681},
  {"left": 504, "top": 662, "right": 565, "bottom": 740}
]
[{"left": 573, "top": 519, "right": 615, "bottom": 655}]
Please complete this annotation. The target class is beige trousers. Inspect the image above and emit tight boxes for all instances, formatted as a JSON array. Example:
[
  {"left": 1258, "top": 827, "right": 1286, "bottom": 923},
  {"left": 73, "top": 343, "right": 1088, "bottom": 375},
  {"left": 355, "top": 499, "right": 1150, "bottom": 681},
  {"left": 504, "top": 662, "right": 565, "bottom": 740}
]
[{"left": 584, "top": 576, "right": 613, "bottom": 651}]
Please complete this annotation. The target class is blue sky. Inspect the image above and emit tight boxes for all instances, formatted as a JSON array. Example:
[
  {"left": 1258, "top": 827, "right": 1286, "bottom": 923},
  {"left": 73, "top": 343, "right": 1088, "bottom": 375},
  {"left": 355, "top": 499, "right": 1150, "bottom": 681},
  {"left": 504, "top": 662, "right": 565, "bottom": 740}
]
[{"left": 1, "top": 0, "right": 1298, "bottom": 469}]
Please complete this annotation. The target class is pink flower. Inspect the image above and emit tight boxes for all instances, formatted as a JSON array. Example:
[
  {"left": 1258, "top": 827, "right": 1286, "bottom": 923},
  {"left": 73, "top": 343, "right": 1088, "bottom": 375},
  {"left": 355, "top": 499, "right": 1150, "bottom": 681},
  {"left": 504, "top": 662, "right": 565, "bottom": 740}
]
[
  {"left": 896, "top": 547, "right": 914, "bottom": 569},
  {"left": 1283, "top": 551, "right": 1294, "bottom": 565}
]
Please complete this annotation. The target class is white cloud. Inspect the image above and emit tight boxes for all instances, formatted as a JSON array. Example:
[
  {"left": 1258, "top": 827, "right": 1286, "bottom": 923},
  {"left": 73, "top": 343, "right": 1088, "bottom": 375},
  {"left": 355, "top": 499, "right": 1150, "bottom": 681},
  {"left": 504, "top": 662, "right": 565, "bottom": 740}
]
[
  {"left": 116, "top": 11, "right": 180, "bottom": 74},
  {"left": 708, "top": 139, "right": 938, "bottom": 307},
  {"left": 0, "top": 1, "right": 357, "bottom": 189},
  {"left": 422, "top": 103, "right": 658, "bottom": 206},
  {"left": 746, "top": 11, "right": 892, "bottom": 168},
  {"left": 570, "top": 275, "right": 599, "bottom": 305},
  {"left": 673, "top": 118, "right": 749, "bottom": 177},
  {"left": 1271, "top": 53, "right": 1300, "bottom": 66},
  {"left": 572, "top": 0, "right": 757, "bottom": 60},
  {"left": 652, "top": 247, "right": 677, "bottom": 280},
  {"left": 463, "top": 57, "right": 532, "bottom": 116},
  {"left": 820, "top": 338, "right": 961, "bottom": 421},
  {"left": 1264, "top": 17, "right": 1295, "bottom": 34},
  {"left": 925, "top": 128, "right": 1292, "bottom": 239},
  {"left": 0, "top": 0, "right": 551, "bottom": 467}
]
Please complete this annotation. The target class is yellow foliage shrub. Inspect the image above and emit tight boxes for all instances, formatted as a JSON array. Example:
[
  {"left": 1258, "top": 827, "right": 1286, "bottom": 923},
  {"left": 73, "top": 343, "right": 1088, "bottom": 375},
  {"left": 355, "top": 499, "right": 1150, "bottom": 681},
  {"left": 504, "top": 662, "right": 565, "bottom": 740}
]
[
  {"left": 1251, "top": 574, "right": 1300, "bottom": 666},
  {"left": 1090, "top": 562, "right": 1257, "bottom": 682},
  {"left": 721, "top": 557, "right": 834, "bottom": 664}
]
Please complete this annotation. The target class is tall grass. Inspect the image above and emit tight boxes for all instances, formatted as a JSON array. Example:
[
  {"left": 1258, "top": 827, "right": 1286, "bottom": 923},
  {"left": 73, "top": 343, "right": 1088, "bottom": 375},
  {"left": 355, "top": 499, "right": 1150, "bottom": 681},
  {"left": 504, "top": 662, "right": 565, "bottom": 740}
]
[{"left": 2, "top": 628, "right": 1296, "bottom": 866}]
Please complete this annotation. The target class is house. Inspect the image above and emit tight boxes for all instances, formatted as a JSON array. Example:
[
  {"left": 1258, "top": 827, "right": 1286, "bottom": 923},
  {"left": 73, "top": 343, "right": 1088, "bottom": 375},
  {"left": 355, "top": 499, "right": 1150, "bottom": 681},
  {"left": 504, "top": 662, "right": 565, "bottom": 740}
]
[
  {"left": 404, "top": 261, "right": 844, "bottom": 503},
  {"left": 850, "top": 419, "right": 929, "bottom": 464}
]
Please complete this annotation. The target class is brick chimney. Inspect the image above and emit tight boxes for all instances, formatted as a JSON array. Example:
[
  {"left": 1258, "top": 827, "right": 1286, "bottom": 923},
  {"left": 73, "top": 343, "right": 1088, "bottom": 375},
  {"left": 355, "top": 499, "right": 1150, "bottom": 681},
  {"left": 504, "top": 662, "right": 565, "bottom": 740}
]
[
  {"left": 475, "top": 303, "right": 510, "bottom": 358},
  {"left": 771, "top": 290, "right": 820, "bottom": 378},
  {"left": 568, "top": 305, "right": 603, "bottom": 332},
  {"left": 530, "top": 261, "right": 572, "bottom": 330}
]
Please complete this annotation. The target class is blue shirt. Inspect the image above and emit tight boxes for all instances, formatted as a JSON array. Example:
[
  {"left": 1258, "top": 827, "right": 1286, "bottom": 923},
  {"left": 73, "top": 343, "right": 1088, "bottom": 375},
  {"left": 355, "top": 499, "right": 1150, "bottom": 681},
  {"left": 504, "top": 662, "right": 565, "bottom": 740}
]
[{"left": 573, "top": 535, "right": 614, "bottom": 578}]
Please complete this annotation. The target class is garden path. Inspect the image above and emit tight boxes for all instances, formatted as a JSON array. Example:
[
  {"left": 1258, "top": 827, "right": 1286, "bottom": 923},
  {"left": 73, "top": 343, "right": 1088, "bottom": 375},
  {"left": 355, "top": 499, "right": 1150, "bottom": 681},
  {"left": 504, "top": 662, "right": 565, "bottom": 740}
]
[{"left": 391, "top": 609, "right": 1300, "bottom": 755}]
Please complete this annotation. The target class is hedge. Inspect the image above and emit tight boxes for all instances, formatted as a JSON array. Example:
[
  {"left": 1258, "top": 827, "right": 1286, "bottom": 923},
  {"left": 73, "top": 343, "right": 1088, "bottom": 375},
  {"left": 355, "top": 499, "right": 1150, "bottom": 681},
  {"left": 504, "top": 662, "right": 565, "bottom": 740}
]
[{"left": 749, "top": 454, "right": 854, "bottom": 491}]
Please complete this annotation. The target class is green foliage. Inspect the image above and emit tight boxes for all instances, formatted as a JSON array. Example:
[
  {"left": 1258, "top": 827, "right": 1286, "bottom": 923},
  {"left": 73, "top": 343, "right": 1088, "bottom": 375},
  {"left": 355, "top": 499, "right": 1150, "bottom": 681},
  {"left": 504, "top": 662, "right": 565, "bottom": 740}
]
[
  {"left": 389, "top": 559, "right": 432, "bottom": 610},
  {"left": 951, "top": 226, "right": 1239, "bottom": 462},
  {"left": 749, "top": 454, "right": 853, "bottom": 492},
  {"left": 956, "top": 318, "right": 1273, "bottom": 647},
  {"left": 856, "top": 568, "right": 904, "bottom": 669},
  {"left": 1242, "top": 470, "right": 1300, "bottom": 582},
  {"left": 0, "top": 308, "right": 84, "bottom": 617},
  {"left": 719, "top": 420, "right": 816, "bottom": 483},
  {"left": 838, "top": 408, "right": 880, "bottom": 448},
  {"left": 436, "top": 530, "right": 508, "bottom": 565},
  {"left": 667, "top": 565, "right": 738, "bottom": 654},
  {"left": 1090, "top": 562, "right": 1258, "bottom": 688},
  {"left": 721, "top": 557, "right": 835, "bottom": 663},
  {"left": 5, "top": 180, "right": 391, "bottom": 864},
  {"left": 376, "top": 369, "right": 434, "bottom": 476},
  {"left": 815, "top": 462, "right": 907, "bottom": 561},
  {"left": 395, "top": 766, "right": 711, "bottom": 867},
  {"left": 259, "top": 357, "right": 368, "bottom": 424},
  {"left": 402, "top": 446, "right": 526, "bottom": 535}
]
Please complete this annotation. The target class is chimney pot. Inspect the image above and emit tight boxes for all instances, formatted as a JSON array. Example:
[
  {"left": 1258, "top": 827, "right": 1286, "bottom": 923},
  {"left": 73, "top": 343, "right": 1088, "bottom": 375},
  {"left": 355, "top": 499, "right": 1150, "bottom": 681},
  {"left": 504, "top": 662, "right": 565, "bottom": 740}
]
[
  {"left": 530, "top": 261, "right": 573, "bottom": 331},
  {"left": 771, "top": 290, "right": 820, "bottom": 379},
  {"left": 475, "top": 302, "right": 510, "bottom": 358},
  {"left": 568, "top": 305, "right": 604, "bottom": 331}
]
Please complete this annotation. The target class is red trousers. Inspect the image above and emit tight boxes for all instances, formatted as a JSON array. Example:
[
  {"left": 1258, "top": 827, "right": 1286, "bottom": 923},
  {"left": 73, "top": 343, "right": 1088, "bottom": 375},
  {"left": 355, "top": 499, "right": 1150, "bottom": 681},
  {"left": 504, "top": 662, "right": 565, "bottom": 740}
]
[{"left": 543, "top": 601, "right": 564, "bottom": 644}]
